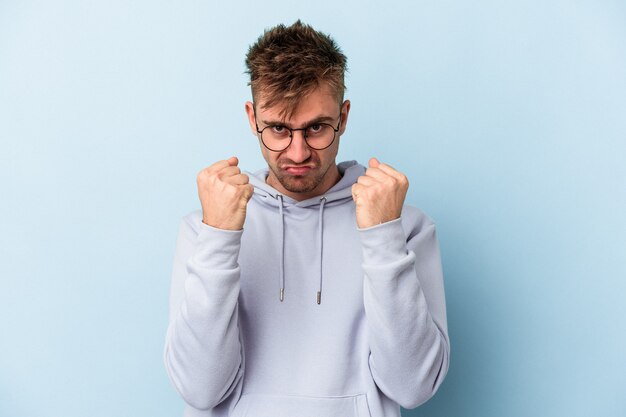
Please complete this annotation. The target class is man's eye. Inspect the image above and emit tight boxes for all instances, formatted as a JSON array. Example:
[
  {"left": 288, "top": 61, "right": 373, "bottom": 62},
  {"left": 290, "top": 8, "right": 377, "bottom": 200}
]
[{"left": 271, "top": 125, "right": 288, "bottom": 135}]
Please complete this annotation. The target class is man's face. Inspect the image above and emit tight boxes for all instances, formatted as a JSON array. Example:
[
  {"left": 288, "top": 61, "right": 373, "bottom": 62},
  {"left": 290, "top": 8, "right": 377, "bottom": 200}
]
[{"left": 245, "top": 84, "right": 350, "bottom": 201}]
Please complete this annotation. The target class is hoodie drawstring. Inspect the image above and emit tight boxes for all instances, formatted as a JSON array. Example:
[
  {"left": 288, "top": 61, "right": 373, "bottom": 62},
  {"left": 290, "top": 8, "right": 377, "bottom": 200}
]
[
  {"left": 278, "top": 195, "right": 285, "bottom": 302},
  {"left": 317, "top": 197, "right": 326, "bottom": 305},
  {"left": 275, "top": 194, "right": 327, "bottom": 305}
]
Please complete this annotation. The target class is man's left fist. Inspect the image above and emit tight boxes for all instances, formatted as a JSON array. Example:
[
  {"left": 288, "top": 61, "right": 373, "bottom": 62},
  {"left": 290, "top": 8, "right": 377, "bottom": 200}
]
[{"left": 351, "top": 158, "right": 409, "bottom": 229}]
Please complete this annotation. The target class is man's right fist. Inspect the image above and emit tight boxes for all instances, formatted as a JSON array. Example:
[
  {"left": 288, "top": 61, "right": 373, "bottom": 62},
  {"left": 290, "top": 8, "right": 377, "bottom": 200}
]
[{"left": 197, "top": 156, "right": 254, "bottom": 231}]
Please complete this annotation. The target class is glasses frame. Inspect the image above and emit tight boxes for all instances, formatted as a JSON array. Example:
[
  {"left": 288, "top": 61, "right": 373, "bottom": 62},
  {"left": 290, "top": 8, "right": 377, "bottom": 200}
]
[{"left": 254, "top": 110, "right": 342, "bottom": 152}]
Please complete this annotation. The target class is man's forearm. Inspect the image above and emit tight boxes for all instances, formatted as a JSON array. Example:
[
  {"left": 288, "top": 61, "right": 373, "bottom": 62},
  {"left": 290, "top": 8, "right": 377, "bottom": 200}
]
[
  {"left": 164, "top": 218, "right": 244, "bottom": 410},
  {"left": 360, "top": 217, "right": 450, "bottom": 409}
]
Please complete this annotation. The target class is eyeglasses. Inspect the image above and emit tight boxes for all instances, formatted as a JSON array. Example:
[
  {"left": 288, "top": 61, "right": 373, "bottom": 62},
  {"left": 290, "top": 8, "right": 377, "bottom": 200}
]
[{"left": 255, "top": 112, "right": 342, "bottom": 152}]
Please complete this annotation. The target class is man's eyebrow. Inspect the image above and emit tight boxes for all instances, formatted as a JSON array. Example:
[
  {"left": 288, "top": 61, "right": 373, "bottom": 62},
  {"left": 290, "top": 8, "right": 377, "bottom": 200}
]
[{"left": 260, "top": 115, "right": 336, "bottom": 127}]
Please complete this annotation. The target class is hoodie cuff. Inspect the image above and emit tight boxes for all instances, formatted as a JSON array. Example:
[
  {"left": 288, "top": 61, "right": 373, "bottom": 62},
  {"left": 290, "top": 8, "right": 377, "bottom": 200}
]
[
  {"left": 358, "top": 218, "right": 408, "bottom": 265},
  {"left": 193, "top": 221, "right": 243, "bottom": 269}
]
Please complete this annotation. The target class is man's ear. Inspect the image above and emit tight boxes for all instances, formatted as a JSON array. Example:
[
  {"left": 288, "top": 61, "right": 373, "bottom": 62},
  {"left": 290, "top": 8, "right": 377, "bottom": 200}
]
[
  {"left": 339, "top": 100, "right": 351, "bottom": 136},
  {"left": 245, "top": 101, "right": 258, "bottom": 136}
]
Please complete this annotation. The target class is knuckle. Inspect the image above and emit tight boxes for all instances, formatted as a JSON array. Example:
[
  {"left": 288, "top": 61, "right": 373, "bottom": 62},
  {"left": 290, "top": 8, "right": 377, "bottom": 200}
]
[
  {"left": 385, "top": 176, "right": 397, "bottom": 186},
  {"left": 224, "top": 185, "right": 236, "bottom": 197},
  {"left": 197, "top": 170, "right": 210, "bottom": 184}
]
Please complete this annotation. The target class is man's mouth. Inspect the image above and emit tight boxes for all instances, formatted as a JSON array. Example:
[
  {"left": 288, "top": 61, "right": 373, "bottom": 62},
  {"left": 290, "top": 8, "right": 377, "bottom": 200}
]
[{"left": 283, "top": 165, "right": 314, "bottom": 176}]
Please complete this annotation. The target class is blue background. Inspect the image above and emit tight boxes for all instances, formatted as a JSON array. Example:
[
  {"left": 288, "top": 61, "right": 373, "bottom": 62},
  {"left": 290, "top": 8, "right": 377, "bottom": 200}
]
[{"left": 1, "top": 1, "right": 625, "bottom": 416}]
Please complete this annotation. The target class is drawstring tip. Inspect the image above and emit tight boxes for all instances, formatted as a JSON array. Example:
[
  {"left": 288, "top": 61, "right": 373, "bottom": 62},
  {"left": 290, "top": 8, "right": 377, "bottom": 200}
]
[
  {"left": 316, "top": 291, "right": 321, "bottom": 305},
  {"left": 280, "top": 288, "right": 284, "bottom": 302}
]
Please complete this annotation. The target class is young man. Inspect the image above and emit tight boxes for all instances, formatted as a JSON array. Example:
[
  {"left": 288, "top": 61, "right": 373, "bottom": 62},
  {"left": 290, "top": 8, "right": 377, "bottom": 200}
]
[{"left": 165, "top": 21, "right": 449, "bottom": 417}]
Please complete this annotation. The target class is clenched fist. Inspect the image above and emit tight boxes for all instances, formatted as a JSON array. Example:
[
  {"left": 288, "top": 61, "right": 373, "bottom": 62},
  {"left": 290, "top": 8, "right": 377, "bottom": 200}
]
[
  {"left": 197, "top": 156, "right": 254, "bottom": 231},
  {"left": 351, "top": 158, "right": 409, "bottom": 229}
]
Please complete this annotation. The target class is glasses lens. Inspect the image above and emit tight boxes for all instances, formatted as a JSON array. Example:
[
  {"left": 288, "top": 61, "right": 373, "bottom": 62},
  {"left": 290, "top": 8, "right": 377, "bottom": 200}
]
[
  {"left": 304, "top": 124, "right": 335, "bottom": 150},
  {"left": 261, "top": 126, "right": 291, "bottom": 151}
]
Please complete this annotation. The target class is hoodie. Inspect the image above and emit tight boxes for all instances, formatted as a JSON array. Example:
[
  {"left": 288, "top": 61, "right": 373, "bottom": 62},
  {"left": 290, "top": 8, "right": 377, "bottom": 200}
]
[{"left": 164, "top": 160, "right": 450, "bottom": 417}]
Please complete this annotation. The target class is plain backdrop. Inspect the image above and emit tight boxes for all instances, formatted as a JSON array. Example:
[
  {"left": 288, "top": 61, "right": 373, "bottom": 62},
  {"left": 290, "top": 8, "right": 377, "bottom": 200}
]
[{"left": 1, "top": 1, "right": 625, "bottom": 416}]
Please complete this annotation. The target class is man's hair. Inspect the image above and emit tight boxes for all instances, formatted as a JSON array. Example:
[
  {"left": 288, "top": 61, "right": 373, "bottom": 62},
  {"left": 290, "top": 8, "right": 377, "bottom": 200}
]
[{"left": 245, "top": 20, "right": 347, "bottom": 119}]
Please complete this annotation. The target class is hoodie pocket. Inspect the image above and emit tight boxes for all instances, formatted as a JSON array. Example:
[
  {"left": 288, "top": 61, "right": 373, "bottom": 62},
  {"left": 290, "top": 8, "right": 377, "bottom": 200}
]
[{"left": 232, "top": 393, "right": 372, "bottom": 417}]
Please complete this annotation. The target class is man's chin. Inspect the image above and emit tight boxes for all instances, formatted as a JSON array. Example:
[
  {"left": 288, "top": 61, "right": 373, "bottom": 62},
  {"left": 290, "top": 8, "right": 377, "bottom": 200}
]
[
  {"left": 268, "top": 162, "right": 327, "bottom": 195},
  {"left": 279, "top": 176, "right": 320, "bottom": 194}
]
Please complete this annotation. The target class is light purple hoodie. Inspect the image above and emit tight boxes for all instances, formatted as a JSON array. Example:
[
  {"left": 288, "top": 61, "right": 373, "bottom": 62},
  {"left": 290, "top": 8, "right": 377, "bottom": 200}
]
[{"left": 164, "top": 160, "right": 449, "bottom": 417}]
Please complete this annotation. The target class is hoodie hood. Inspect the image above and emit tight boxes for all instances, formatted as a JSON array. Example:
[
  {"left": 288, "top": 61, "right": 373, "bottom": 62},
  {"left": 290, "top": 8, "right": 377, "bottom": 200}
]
[{"left": 243, "top": 160, "right": 365, "bottom": 305}]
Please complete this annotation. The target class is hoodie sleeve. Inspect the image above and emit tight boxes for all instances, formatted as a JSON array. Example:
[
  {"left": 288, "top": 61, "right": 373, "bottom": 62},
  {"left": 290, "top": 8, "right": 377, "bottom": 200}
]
[
  {"left": 163, "top": 214, "right": 244, "bottom": 410},
  {"left": 359, "top": 213, "right": 450, "bottom": 409}
]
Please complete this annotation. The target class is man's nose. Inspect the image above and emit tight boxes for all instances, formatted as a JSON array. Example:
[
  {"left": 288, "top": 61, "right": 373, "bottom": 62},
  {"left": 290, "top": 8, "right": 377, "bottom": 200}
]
[{"left": 284, "top": 130, "right": 311, "bottom": 163}]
